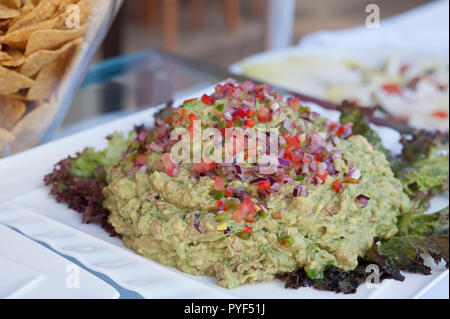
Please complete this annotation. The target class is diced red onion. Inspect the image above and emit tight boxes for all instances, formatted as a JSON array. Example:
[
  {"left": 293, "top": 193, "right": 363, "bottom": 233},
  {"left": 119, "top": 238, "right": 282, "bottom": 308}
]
[
  {"left": 278, "top": 158, "right": 291, "bottom": 167},
  {"left": 301, "top": 161, "right": 310, "bottom": 174},
  {"left": 235, "top": 188, "right": 250, "bottom": 201},
  {"left": 138, "top": 130, "right": 149, "bottom": 144},
  {"left": 293, "top": 185, "right": 309, "bottom": 197},
  {"left": 311, "top": 175, "right": 322, "bottom": 185},
  {"left": 126, "top": 166, "right": 140, "bottom": 176},
  {"left": 331, "top": 150, "right": 343, "bottom": 159},
  {"left": 310, "top": 160, "right": 318, "bottom": 172},
  {"left": 148, "top": 142, "right": 163, "bottom": 152},
  {"left": 194, "top": 214, "right": 201, "bottom": 233},
  {"left": 267, "top": 175, "right": 277, "bottom": 185},
  {"left": 250, "top": 177, "right": 268, "bottom": 184},
  {"left": 156, "top": 118, "right": 165, "bottom": 126},
  {"left": 306, "top": 144, "right": 324, "bottom": 154},
  {"left": 283, "top": 118, "right": 293, "bottom": 131},
  {"left": 139, "top": 165, "right": 148, "bottom": 173},
  {"left": 224, "top": 112, "right": 233, "bottom": 121},
  {"left": 348, "top": 168, "right": 361, "bottom": 180},
  {"left": 356, "top": 194, "right": 370, "bottom": 208},
  {"left": 271, "top": 183, "right": 281, "bottom": 192}
]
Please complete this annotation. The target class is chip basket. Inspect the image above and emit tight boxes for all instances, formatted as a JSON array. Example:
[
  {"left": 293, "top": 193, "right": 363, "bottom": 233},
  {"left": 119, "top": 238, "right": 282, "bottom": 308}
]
[{"left": 0, "top": 0, "right": 123, "bottom": 158}]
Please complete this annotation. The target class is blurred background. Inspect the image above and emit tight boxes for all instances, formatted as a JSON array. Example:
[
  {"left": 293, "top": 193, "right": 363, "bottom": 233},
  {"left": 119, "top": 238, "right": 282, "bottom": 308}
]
[
  {"left": 103, "top": 0, "right": 432, "bottom": 66},
  {"left": 62, "top": 0, "right": 440, "bottom": 134}
]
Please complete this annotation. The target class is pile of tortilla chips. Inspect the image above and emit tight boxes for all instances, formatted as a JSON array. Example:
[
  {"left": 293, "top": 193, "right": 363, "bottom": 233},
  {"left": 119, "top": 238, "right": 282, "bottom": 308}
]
[{"left": 0, "top": 0, "right": 103, "bottom": 156}]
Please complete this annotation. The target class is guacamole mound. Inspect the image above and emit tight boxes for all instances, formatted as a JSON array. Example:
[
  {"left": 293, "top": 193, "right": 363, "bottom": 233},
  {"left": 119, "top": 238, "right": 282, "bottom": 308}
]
[{"left": 103, "top": 80, "right": 410, "bottom": 289}]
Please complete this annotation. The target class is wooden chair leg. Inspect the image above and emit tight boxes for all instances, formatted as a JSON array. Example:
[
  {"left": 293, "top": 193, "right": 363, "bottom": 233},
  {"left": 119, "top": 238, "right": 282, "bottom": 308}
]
[
  {"left": 189, "top": 0, "right": 205, "bottom": 30},
  {"left": 223, "top": 0, "right": 241, "bottom": 32},
  {"left": 163, "top": 0, "right": 179, "bottom": 52}
]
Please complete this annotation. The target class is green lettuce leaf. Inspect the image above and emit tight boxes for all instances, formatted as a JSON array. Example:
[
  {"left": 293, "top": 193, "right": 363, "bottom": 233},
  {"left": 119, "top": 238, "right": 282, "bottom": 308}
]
[
  {"left": 395, "top": 131, "right": 449, "bottom": 212},
  {"left": 70, "top": 132, "right": 135, "bottom": 178},
  {"left": 339, "top": 101, "right": 390, "bottom": 157}
]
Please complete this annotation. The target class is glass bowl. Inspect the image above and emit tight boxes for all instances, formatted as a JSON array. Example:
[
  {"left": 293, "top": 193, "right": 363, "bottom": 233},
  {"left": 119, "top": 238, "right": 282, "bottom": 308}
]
[{"left": 0, "top": 0, "right": 123, "bottom": 158}]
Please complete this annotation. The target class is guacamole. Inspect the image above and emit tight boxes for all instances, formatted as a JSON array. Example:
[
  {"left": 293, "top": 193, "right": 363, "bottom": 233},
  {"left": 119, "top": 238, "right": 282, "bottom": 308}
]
[{"left": 102, "top": 80, "right": 410, "bottom": 289}]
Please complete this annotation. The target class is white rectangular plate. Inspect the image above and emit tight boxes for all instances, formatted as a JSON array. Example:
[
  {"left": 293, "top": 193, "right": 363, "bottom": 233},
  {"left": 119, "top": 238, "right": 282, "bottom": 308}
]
[
  {"left": 0, "top": 223, "right": 119, "bottom": 299},
  {"left": 0, "top": 88, "right": 448, "bottom": 299}
]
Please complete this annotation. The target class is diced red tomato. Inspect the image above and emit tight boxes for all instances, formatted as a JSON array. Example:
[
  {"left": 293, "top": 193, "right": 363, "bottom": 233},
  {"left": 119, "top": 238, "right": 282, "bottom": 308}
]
[
  {"left": 284, "top": 150, "right": 302, "bottom": 165},
  {"left": 257, "top": 106, "right": 271, "bottom": 123},
  {"left": 225, "top": 186, "right": 233, "bottom": 196},
  {"left": 332, "top": 180, "right": 343, "bottom": 192},
  {"left": 257, "top": 179, "right": 271, "bottom": 190},
  {"left": 285, "top": 135, "right": 301, "bottom": 149},
  {"left": 215, "top": 84, "right": 225, "bottom": 94},
  {"left": 225, "top": 136, "right": 246, "bottom": 156},
  {"left": 289, "top": 97, "right": 300, "bottom": 112},
  {"left": 431, "top": 111, "right": 449, "bottom": 119},
  {"left": 244, "top": 215, "right": 255, "bottom": 223},
  {"left": 329, "top": 122, "right": 339, "bottom": 131},
  {"left": 382, "top": 83, "right": 402, "bottom": 95},
  {"left": 191, "top": 157, "right": 217, "bottom": 174},
  {"left": 280, "top": 240, "right": 291, "bottom": 248},
  {"left": 201, "top": 94, "right": 215, "bottom": 105},
  {"left": 319, "top": 171, "right": 328, "bottom": 182},
  {"left": 213, "top": 177, "right": 225, "bottom": 191},
  {"left": 336, "top": 126, "right": 344, "bottom": 137},
  {"left": 188, "top": 113, "right": 198, "bottom": 122},
  {"left": 313, "top": 153, "right": 326, "bottom": 162},
  {"left": 162, "top": 153, "right": 178, "bottom": 177},
  {"left": 184, "top": 98, "right": 198, "bottom": 103},
  {"left": 134, "top": 155, "right": 148, "bottom": 166},
  {"left": 243, "top": 225, "right": 254, "bottom": 234},
  {"left": 244, "top": 118, "right": 255, "bottom": 128},
  {"left": 233, "top": 198, "right": 256, "bottom": 223},
  {"left": 273, "top": 212, "right": 282, "bottom": 220},
  {"left": 188, "top": 113, "right": 199, "bottom": 138}
]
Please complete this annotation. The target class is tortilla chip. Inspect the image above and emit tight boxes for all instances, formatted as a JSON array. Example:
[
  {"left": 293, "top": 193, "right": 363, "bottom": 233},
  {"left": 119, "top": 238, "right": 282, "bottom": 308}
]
[
  {"left": 0, "top": 65, "right": 35, "bottom": 94},
  {"left": 0, "top": 4, "right": 20, "bottom": 19},
  {"left": 11, "top": 100, "right": 57, "bottom": 152},
  {"left": 0, "top": 127, "right": 14, "bottom": 154},
  {"left": 0, "top": 49, "right": 10, "bottom": 61},
  {"left": 19, "top": 38, "right": 80, "bottom": 77},
  {"left": 57, "top": 0, "right": 80, "bottom": 12},
  {"left": 8, "top": 0, "right": 59, "bottom": 32},
  {"left": 0, "top": 96, "right": 26, "bottom": 130},
  {"left": 25, "top": 24, "right": 86, "bottom": 56},
  {"left": 0, "top": 18, "right": 12, "bottom": 29},
  {"left": 27, "top": 41, "right": 76, "bottom": 100},
  {"left": 0, "top": 17, "right": 56, "bottom": 49},
  {"left": 0, "top": 0, "right": 23, "bottom": 10},
  {"left": 0, "top": 47, "right": 25, "bottom": 66},
  {"left": 6, "top": 3, "right": 33, "bottom": 28}
]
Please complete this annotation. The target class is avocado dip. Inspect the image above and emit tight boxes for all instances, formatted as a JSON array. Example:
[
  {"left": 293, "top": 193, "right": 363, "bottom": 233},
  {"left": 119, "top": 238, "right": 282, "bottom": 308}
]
[{"left": 102, "top": 80, "right": 411, "bottom": 289}]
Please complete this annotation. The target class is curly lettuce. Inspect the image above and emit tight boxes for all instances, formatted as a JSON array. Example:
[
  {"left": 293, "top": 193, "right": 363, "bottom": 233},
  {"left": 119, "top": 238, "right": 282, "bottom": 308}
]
[{"left": 44, "top": 131, "right": 138, "bottom": 236}]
